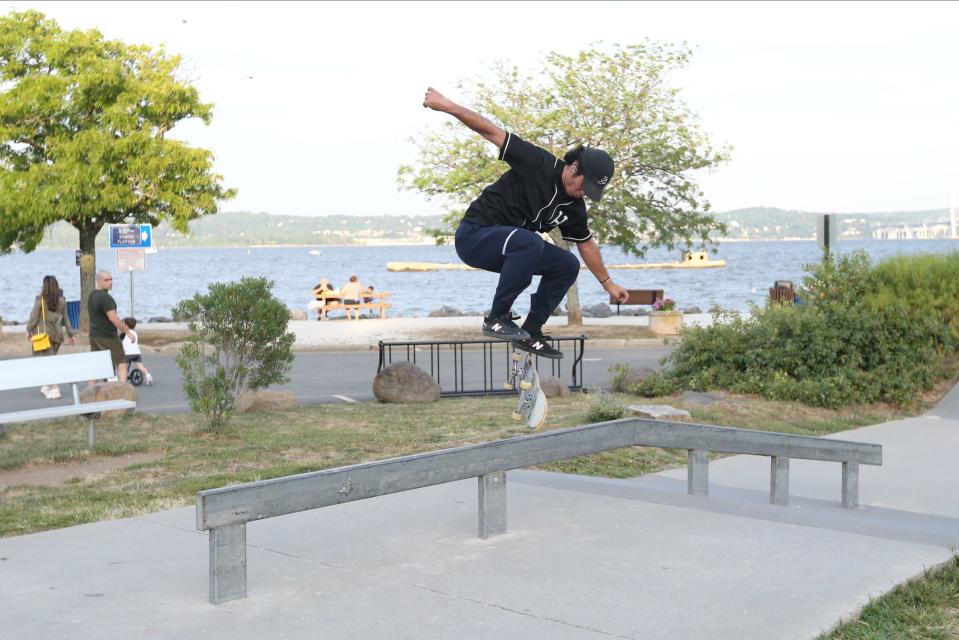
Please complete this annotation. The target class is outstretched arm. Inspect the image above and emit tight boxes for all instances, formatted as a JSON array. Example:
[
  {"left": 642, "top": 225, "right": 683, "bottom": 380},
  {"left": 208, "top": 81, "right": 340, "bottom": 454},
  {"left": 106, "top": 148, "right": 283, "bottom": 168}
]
[
  {"left": 576, "top": 239, "right": 629, "bottom": 304},
  {"left": 423, "top": 87, "right": 506, "bottom": 148}
]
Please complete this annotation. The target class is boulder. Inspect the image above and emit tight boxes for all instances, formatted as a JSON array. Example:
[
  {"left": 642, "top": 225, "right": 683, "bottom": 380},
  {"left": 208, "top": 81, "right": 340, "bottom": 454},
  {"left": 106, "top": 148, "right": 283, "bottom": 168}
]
[
  {"left": 628, "top": 404, "right": 691, "bottom": 419},
  {"left": 147, "top": 316, "right": 173, "bottom": 323},
  {"left": 373, "top": 362, "right": 441, "bottom": 403},
  {"left": 582, "top": 303, "right": 613, "bottom": 318},
  {"left": 615, "top": 367, "right": 656, "bottom": 393},
  {"left": 683, "top": 306, "right": 703, "bottom": 315},
  {"left": 80, "top": 382, "right": 138, "bottom": 418},
  {"left": 288, "top": 309, "right": 308, "bottom": 321},
  {"left": 235, "top": 389, "right": 298, "bottom": 412},
  {"left": 539, "top": 376, "right": 568, "bottom": 398},
  {"left": 429, "top": 306, "right": 464, "bottom": 317}
]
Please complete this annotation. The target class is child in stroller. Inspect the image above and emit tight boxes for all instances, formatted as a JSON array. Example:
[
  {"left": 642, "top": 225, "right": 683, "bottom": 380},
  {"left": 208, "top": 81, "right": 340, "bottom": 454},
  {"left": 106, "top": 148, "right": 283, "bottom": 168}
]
[{"left": 122, "top": 317, "right": 154, "bottom": 386}]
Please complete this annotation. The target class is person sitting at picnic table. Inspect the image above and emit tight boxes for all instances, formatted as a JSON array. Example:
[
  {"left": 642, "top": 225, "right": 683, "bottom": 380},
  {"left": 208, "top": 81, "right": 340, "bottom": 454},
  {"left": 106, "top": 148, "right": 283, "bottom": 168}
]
[
  {"left": 362, "top": 285, "right": 375, "bottom": 304},
  {"left": 339, "top": 275, "right": 365, "bottom": 320},
  {"left": 312, "top": 277, "right": 340, "bottom": 321}
]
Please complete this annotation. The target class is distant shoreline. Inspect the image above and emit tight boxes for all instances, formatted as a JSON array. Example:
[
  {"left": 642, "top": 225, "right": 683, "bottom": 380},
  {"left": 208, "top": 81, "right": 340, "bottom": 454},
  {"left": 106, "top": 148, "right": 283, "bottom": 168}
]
[{"left": 29, "top": 237, "right": 959, "bottom": 251}]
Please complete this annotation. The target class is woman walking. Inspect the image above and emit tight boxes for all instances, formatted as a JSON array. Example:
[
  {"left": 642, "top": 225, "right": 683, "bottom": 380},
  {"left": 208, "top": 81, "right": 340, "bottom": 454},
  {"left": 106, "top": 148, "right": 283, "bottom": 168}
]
[{"left": 26, "top": 275, "right": 76, "bottom": 399}]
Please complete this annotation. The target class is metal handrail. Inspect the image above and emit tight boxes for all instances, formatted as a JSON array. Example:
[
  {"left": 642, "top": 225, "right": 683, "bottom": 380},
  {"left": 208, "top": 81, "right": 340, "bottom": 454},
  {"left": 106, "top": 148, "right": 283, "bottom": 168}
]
[{"left": 197, "top": 416, "right": 882, "bottom": 603}]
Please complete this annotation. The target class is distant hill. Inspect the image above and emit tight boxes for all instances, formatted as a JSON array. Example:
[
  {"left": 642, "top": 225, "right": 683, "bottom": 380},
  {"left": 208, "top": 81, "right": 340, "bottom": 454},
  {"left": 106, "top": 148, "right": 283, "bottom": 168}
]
[
  {"left": 712, "top": 207, "right": 952, "bottom": 240},
  {"left": 36, "top": 211, "right": 447, "bottom": 249},
  {"left": 32, "top": 207, "right": 954, "bottom": 249}
]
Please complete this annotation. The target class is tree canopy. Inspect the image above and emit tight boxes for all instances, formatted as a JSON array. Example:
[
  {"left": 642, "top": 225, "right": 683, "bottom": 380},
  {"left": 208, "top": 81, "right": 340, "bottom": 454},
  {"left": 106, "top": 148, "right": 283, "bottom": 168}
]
[
  {"left": 0, "top": 10, "right": 235, "bottom": 325},
  {"left": 398, "top": 41, "right": 731, "bottom": 258}
]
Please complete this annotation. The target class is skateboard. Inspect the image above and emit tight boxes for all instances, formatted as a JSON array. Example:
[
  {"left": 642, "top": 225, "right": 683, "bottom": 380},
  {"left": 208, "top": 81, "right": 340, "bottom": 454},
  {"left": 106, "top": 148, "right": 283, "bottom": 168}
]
[{"left": 504, "top": 351, "right": 547, "bottom": 429}]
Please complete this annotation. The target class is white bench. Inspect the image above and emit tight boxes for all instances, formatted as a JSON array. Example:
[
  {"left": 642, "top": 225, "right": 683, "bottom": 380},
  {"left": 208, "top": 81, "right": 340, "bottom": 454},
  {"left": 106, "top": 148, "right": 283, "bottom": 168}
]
[{"left": 0, "top": 351, "right": 137, "bottom": 448}]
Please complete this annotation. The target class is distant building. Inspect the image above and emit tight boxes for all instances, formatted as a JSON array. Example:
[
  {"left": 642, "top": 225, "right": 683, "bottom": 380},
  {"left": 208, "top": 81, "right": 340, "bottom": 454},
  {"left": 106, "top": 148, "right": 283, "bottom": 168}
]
[{"left": 871, "top": 223, "right": 953, "bottom": 240}]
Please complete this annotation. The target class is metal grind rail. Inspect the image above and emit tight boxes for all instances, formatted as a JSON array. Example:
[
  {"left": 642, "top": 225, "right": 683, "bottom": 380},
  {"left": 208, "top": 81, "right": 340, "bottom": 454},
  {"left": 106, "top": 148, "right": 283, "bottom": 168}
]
[
  {"left": 377, "top": 336, "right": 587, "bottom": 397},
  {"left": 197, "top": 417, "right": 882, "bottom": 603}
]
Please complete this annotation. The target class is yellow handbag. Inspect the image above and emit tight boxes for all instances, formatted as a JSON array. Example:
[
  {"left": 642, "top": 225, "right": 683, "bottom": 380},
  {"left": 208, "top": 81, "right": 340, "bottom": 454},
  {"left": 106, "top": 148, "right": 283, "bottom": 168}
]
[{"left": 31, "top": 297, "right": 52, "bottom": 352}]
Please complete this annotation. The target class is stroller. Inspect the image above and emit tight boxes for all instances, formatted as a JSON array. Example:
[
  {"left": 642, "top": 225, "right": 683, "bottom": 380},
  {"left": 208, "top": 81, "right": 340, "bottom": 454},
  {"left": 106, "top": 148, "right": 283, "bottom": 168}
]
[{"left": 125, "top": 355, "right": 148, "bottom": 386}]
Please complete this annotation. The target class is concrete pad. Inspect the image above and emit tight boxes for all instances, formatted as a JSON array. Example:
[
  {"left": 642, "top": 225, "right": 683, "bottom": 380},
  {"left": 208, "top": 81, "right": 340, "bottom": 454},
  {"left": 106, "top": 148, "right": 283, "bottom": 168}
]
[{"left": 1, "top": 473, "right": 954, "bottom": 640}]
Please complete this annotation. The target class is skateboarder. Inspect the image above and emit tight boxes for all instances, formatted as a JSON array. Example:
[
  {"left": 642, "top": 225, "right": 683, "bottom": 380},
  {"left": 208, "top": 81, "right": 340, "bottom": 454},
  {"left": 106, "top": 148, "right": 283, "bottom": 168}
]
[{"left": 423, "top": 87, "right": 629, "bottom": 359}]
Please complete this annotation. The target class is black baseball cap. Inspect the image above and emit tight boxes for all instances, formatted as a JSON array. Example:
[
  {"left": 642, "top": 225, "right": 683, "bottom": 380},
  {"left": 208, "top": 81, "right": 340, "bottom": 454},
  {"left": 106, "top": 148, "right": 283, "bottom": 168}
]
[{"left": 579, "top": 147, "right": 614, "bottom": 201}]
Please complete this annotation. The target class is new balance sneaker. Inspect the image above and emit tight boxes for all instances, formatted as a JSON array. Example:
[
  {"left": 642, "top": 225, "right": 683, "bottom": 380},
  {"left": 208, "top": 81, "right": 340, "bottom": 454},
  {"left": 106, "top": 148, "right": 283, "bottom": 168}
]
[
  {"left": 512, "top": 332, "right": 563, "bottom": 359},
  {"left": 482, "top": 313, "right": 530, "bottom": 341}
]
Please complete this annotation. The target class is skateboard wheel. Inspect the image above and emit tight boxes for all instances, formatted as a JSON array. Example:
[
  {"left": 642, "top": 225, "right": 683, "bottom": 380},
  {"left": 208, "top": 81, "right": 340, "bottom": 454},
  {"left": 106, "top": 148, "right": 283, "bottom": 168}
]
[
  {"left": 503, "top": 382, "right": 515, "bottom": 390},
  {"left": 512, "top": 352, "right": 525, "bottom": 362},
  {"left": 511, "top": 411, "right": 523, "bottom": 421},
  {"left": 519, "top": 380, "right": 533, "bottom": 390}
]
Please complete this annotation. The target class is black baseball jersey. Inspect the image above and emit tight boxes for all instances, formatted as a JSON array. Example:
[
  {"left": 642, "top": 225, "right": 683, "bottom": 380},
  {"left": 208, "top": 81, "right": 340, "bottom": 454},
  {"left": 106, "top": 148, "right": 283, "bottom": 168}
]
[{"left": 462, "top": 132, "right": 593, "bottom": 243}]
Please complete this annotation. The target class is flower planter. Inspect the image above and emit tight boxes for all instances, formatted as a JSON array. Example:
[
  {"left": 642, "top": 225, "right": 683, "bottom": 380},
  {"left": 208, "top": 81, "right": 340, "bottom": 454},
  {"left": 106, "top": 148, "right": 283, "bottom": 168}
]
[{"left": 649, "top": 310, "right": 683, "bottom": 335}]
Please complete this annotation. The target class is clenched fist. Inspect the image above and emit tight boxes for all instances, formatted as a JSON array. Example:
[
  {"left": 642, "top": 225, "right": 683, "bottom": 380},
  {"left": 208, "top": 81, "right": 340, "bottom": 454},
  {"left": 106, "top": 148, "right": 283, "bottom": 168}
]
[{"left": 423, "top": 87, "right": 454, "bottom": 112}]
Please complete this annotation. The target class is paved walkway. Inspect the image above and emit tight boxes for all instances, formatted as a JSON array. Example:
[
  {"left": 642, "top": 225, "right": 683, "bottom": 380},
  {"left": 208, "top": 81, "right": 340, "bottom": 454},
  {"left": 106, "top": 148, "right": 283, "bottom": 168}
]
[{"left": 1, "top": 385, "right": 957, "bottom": 639}]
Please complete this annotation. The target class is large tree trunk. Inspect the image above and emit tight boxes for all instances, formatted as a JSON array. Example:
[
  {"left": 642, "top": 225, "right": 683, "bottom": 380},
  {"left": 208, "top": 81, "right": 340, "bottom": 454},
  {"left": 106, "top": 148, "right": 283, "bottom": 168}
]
[
  {"left": 76, "top": 221, "right": 103, "bottom": 334},
  {"left": 548, "top": 229, "right": 584, "bottom": 326}
]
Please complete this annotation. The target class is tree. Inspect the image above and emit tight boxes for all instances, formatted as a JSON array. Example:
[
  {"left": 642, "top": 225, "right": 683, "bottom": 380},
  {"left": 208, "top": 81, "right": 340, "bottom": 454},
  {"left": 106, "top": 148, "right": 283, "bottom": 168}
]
[
  {"left": 172, "top": 277, "right": 295, "bottom": 433},
  {"left": 398, "top": 41, "right": 730, "bottom": 323},
  {"left": 0, "top": 10, "right": 235, "bottom": 329}
]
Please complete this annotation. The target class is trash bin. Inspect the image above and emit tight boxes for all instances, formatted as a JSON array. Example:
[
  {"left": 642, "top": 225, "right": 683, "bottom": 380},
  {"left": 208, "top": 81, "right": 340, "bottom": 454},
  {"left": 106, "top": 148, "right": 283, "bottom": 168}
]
[{"left": 67, "top": 300, "right": 81, "bottom": 330}]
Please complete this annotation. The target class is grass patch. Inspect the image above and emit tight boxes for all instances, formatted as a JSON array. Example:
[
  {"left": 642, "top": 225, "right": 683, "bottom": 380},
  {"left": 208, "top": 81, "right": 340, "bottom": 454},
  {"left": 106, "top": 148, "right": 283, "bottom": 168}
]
[
  {"left": 0, "top": 390, "right": 912, "bottom": 538},
  {"left": 818, "top": 556, "right": 959, "bottom": 639}
]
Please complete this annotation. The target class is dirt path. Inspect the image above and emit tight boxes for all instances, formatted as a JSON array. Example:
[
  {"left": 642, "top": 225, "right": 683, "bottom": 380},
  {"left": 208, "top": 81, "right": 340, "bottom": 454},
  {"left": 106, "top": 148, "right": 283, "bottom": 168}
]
[{"left": 0, "top": 452, "right": 162, "bottom": 488}]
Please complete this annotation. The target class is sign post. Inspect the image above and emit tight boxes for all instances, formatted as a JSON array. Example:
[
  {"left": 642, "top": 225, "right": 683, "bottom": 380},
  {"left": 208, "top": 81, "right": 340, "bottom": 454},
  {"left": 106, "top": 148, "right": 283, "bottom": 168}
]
[
  {"left": 111, "top": 224, "right": 152, "bottom": 318},
  {"left": 816, "top": 214, "right": 837, "bottom": 257}
]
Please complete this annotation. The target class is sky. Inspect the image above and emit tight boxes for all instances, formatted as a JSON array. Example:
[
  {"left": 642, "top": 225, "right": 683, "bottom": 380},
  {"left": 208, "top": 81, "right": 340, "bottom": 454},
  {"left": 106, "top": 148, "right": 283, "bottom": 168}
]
[{"left": 5, "top": 0, "right": 959, "bottom": 217}]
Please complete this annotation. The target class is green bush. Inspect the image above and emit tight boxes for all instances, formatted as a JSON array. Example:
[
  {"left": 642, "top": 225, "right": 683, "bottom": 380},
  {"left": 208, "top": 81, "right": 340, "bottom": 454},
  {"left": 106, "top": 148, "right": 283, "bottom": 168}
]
[
  {"left": 869, "top": 251, "right": 959, "bottom": 345},
  {"left": 586, "top": 392, "right": 630, "bottom": 422},
  {"left": 172, "top": 277, "right": 296, "bottom": 432},
  {"left": 632, "top": 251, "right": 956, "bottom": 408}
]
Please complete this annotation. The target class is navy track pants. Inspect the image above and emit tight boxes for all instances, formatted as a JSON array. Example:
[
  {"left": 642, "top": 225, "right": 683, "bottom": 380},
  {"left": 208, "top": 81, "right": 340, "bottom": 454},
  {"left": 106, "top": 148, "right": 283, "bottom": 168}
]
[{"left": 454, "top": 220, "right": 580, "bottom": 329}]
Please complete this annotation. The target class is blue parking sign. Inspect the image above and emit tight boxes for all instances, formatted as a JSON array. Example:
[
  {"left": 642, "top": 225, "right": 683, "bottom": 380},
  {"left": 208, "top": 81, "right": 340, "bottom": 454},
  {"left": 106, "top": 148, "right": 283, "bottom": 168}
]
[{"left": 109, "top": 224, "right": 153, "bottom": 249}]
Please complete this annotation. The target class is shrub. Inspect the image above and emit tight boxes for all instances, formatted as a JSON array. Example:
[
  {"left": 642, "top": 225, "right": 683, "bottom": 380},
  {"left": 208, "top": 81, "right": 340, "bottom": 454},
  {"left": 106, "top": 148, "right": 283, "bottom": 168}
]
[
  {"left": 172, "top": 277, "right": 295, "bottom": 432},
  {"left": 586, "top": 392, "right": 630, "bottom": 422},
  {"left": 631, "top": 252, "right": 955, "bottom": 409},
  {"left": 869, "top": 251, "right": 959, "bottom": 347}
]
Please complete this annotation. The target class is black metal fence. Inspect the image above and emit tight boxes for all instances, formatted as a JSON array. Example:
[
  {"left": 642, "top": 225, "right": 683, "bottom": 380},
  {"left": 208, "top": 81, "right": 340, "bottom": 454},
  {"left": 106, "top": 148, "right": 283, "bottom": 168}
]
[{"left": 377, "top": 336, "right": 587, "bottom": 397}]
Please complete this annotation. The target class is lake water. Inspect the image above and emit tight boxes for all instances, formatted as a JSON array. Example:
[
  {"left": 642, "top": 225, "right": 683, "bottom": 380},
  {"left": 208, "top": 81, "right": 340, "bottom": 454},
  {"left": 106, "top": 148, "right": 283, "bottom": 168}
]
[{"left": 1, "top": 239, "right": 956, "bottom": 323}]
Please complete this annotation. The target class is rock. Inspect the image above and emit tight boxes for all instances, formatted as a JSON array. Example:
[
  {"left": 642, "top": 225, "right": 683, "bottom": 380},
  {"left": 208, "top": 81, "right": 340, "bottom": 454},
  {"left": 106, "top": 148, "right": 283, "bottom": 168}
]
[
  {"left": 288, "top": 309, "right": 308, "bottom": 321},
  {"left": 539, "top": 376, "right": 568, "bottom": 398},
  {"left": 582, "top": 303, "right": 612, "bottom": 318},
  {"left": 429, "top": 306, "right": 464, "bottom": 317},
  {"left": 80, "top": 382, "right": 138, "bottom": 418},
  {"left": 615, "top": 367, "right": 656, "bottom": 393},
  {"left": 628, "top": 404, "right": 691, "bottom": 419},
  {"left": 373, "top": 362, "right": 441, "bottom": 403},
  {"left": 235, "top": 389, "right": 298, "bottom": 412},
  {"left": 683, "top": 306, "right": 702, "bottom": 315},
  {"left": 147, "top": 316, "right": 173, "bottom": 323},
  {"left": 680, "top": 391, "right": 724, "bottom": 407},
  {"left": 550, "top": 305, "right": 565, "bottom": 316}
]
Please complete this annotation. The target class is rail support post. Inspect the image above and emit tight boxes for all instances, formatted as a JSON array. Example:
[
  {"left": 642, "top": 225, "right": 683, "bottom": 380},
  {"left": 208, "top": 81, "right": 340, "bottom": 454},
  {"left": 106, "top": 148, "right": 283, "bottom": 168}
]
[
  {"left": 478, "top": 472, "right": 507, "bottom": 539},
  {"left": 687, "top": 449, "right": 709, "bottom": 496},
  {"left": 842, "top": 461, "right": 859, "bottom": 508},
  {"left": 770, "top": 456, "right": 790, "bottom": 506},
  {"left": 209, "top": 523, "right": 247, "bottom": 604}
]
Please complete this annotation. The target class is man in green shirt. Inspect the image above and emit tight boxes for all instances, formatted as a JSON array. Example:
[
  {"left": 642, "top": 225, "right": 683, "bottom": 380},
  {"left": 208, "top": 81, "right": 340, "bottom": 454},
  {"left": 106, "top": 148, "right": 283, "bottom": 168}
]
[{"left": 88, "top": 270, "right": 136, "bottom": 383}]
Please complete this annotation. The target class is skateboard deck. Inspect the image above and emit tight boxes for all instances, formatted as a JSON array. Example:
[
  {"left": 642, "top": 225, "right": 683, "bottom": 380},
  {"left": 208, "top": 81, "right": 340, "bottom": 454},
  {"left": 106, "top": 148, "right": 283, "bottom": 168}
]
[{"left": 506, "top": 351, "right": 547, "bottom": 429}]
